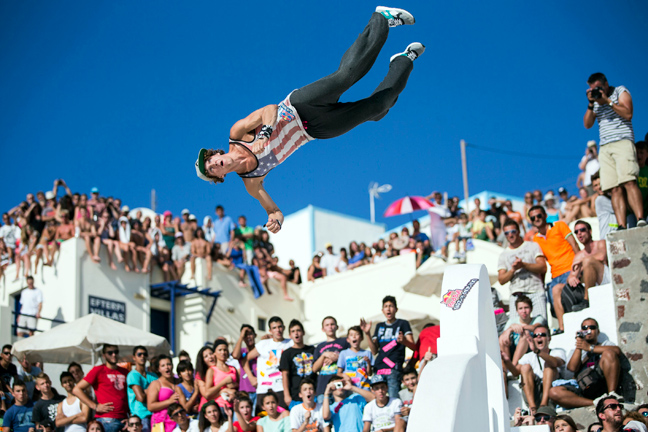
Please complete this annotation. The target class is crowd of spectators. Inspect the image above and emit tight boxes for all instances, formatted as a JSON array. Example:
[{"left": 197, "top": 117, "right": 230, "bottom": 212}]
[
  {"left": 1, "top": 295, "right": 441, "bottom": 432},
  {"left": 0, "top": 183, "right": 300, "bottom": 302}
]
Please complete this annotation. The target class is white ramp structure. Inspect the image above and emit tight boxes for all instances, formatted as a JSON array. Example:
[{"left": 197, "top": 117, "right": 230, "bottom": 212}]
[{"left": 407, "top": 264, "right": 509, "bottom": 432}]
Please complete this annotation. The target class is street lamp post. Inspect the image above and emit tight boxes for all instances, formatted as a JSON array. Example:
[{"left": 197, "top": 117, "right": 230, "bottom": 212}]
[{"left": 369, "top": 182, "right": 392, "bottom": 223}]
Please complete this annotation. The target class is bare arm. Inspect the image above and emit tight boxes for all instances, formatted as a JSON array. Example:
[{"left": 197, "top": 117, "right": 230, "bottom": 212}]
[
  {"left": 243, "top": 177, "right": 283, "bottom": 234},
  {"left": 131, "top": 384, "right": 146, "bottom": 403},
  {"left": 612, "top": 90, "right": 633, "bottom": 120},
  {"left": 498, "top": 268, "right": 515, "bottom": 285},
  {"left": 230, "top": 105, "right": 279, "bottom": 141},
  {"left": 521, "top": 256, "right": 547, "bottom": 275},
  {"left": 566, "top": 234, "right": 580, "bottom": 255},
  {"left": 73, "top": 380, "right": 112, "bottom": 413},
  {"left": 281, "top": 371, "right": 292, "bottom": 405},
  {"left": 539, "top": 351, "right": 565, "bottom": 370}
]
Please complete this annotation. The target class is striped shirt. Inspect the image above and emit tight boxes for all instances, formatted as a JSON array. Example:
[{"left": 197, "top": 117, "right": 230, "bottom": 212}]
[
  {"left": 593, "top": 85, "right": 634, "bottom": 146},
  {"left": 233, "top": 93, "right": 314, "bottom": 178}
]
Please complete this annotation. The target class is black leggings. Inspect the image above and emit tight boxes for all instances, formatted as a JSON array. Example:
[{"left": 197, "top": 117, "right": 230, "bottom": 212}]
[{"left": 291, "top": 13, "right": 414, "bottom": 140}]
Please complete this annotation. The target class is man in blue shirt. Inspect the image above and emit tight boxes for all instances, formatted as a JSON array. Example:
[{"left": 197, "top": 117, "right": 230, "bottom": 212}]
[
  {"left": 127, "top": 346, "right": 157, "bottom": 432},
  {"left": 212, "top": 205, "right": 235, "bottom": 255},
  {"left": 3, "top": 380, "right": 35, "bottom": 432}
]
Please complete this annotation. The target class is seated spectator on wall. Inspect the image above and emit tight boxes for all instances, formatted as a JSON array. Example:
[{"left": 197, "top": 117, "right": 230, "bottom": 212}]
[
  {"left": 190, "top": 228, "right": 213, "bottom": 281},
  {"left": 548, "top": 318, "right": 622, "bottom": 409},
  {"left": 285, "top": 259, "right": 302, "bottom": 283},
  {"left": 307, "top": 255, "right": 325, "bottom": 282},
  {"left": 501, "top": 325, "right": 565, "bottom": 415},
  {"left": 471, "top": 210, "right": 495, "bottom": 242},
  {"left": 172, "top": 233, "right": 191, "bottom": 280},
  {"left": 320, "top": 244, "right": 340, "bottom": 278},
  {"left": 567, "top": 220, "right": 610, "bottom": 303},
  {"left": 130, "top": 220, "right": 151, "bottom": 274},
  {"left": 347, "top": 241, "right": 366, "bottom": 269},
  {"left": 498, "top": 296, "right": 546, "bottom": 367},
  {"left": 234, "top": 216, "right": 254, "bottom": 265},
  {"left": 497, "top": 219, "right": 548, "bottom": 321},
  {"left": 544, "top": 194, "right": 562, "bottom": 224}
]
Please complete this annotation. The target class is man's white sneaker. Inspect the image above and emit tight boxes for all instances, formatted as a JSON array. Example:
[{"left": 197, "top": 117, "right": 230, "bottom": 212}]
[
  {"left": 375, "top": 6, "right": 415, "bottom": 27},
  {"left": 637, "top": 219, "right": 647, "bottom": 227},
  {"left": 390, "top": 42, "right": 425, "bottom": 62}
]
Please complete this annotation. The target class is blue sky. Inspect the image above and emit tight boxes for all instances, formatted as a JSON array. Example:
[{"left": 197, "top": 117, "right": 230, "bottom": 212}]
[{"left": 2, "top": 1, "right": 647, "bottom": 230}]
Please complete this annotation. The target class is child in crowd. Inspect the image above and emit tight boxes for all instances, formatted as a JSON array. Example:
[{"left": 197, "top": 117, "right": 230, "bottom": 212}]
[
  {"left": 337, "top": 326, "right": 373, "bottom": 389},
  {"left": 231, "top": 395, "right": 259, "bottom": 432},
  {"left": 176, "top": 360, "right": 200, "bottom": 416},
  {"left": 362, "top": 376, "right": 404, "bottom": 432},
  {"left": 322, "top": 376, "right": 374, "bottom": 432},
  {"left": 256, "top": 392, "right": 290, "bottom": 432},
  {"left": 280, "top": 320, "right": 315, "bottom": 409},
  {"left": 397, "top": 368, "right": 418, "bottom": 422},
  {"left": 362, "top": 296, "right": 415, "bottom": 398},
  {"left": 289, "top": 379, "right": 329, "bottom": 432}
]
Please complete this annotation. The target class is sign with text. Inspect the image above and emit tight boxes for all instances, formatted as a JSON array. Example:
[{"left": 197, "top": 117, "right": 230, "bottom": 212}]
[{"left": 89, "top": 295, "right": 126, "bottom": 323}]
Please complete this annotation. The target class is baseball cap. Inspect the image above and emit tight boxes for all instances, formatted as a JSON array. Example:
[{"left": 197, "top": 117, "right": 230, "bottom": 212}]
[
  {"left": 195, "top": 148, "right": 211, "bottom": 182},
  {"left": 189, "top": 214, "right": 197, "bottom": 221},
  {"left": 544, "top": 193, "right": 555, "bottom": 202},
  {"left": 623, "top": 421, "right": 648, "bottom": 432},
  {"left": 587, "top": 140, "right": 597, "bottom": 148},
  {"left": 175, "top": 232, "right": 184, "bottom": 238},
  {"left": 535, "top": 406, "right": 556, "bottom": 417},
  {"left": 91, "top": 187, "right": 99, "bottom": 194},
  {"left": 163, "top": 210, "right": 172, "bottom": 217},
  {"left": 121, "top": 205, "right": 130, "bottom": 212},
  {"left": 370, "top": 375, "right": 387, "bottom": 386},
  {"left": 558, "top": 187, "right": 567, "bottom": 195},
  {"left": 45, "top": 191, "right": 55, "bottom": 200},
  {"left": 181, "top": 209, "right": 190, "bottom": 215}
]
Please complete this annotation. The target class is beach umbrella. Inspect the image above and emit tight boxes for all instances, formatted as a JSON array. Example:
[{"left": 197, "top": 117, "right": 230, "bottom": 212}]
[{"left": 383, "top": 196, "right": 435, "bottom": 217}]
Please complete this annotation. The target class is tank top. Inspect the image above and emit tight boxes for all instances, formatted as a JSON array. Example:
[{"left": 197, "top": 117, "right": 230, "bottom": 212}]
[
  {"left": 229, "top": 248, "right": 244, "bottom": 266},
  {"left": 151, "top": 386, "right": 177, "bottom": 432},
  {"left": 232, "top": 93, "right": 314, "bottom": 178},
  {"left": 62, "top": 397, "right": 85, "bottom": 432},
  {"left": 211, "top": 365, "right": 238, "bottom": 408}
]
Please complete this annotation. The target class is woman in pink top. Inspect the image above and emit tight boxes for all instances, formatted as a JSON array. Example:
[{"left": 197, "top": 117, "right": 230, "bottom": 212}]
[
  {"left": 204, "top": 340, "right": 239, "bottom": 408},
  {"left": 195, "top": 346, "right": 216, "bottom": 410},
  {"left": 147, "top": 355, "right": 179, "bottom": 432}
]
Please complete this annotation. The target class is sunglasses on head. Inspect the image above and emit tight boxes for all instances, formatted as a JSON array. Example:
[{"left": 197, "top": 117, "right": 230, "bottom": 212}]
[
  {"left": 105, "top": 350, "right": 119, "bottom": 356},
  {"left": 535, "top": 415, "right": 552, "bottom": 422},
  {"left": 581, "top": 325, "right": 598, "bottom": 331},
  {"left": 533, "top": 333, "right": 548, "bottom": 338},
  {"left": 604, "top": 403, "right": 623, "bottom": 411},
  {"left": 529, "top": 214, "right": 544, "bottom": 221}
]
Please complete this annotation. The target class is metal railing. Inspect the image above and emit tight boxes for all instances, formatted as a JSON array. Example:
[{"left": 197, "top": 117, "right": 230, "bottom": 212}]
[{"left": 11, "top": 311, "right": 66, "bottom": 336}]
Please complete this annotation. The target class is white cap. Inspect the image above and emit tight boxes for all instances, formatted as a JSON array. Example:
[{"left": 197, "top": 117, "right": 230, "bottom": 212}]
[
  {"left": 181, "top": 209, "right": 190, "bottom": 215},
  {"left": 587, "top": 140, "right": 597, "bottom": 148},
  {"left": 121, "top": 205, "right": 130, "bottom": 212},
  {"left": 45, "top": 191, "right": 55, "bottom": 200},
  {"left": 189, "top": 214, "right": 197, "bottom": 221}
]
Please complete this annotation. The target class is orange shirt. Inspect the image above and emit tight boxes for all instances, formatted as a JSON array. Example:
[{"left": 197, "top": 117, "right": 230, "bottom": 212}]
[
  {"left": 506, "top": 210, "right": 524, "bottom": 226},
  {"left": 533, "top": 221, "right": 574, "bottom": 278}
]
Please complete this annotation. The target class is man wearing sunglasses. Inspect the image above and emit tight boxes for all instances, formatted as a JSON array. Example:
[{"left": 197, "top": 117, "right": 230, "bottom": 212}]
[
  {"left": 528, "top": 205, "right": 580, "bottom": 335},
  {"left": 127, "top": 346, "right": 157, "bottom": 432},
  {"left": 73, "top": 344, "right": 129, "bottom": 432},
  {"left": 167, "top": 403, "right": 198, "bottom": 432},
  {"left": 567, "top": 220, "right": 610, "bottom": 303},
  {"left": 501, "top": 326, "right": 565, "bottom": 415},
  {"left": 533, "top": 406, "right": 556, "bottom": 431},
  {"left": 548, "top": 318, "right": 622, "bottom": 409},
  {"left": 497, "top": 219, "right": 547, "bottom": 321},
  {"left": 594, "top": 395, "right": 624, "bottom": 432}
]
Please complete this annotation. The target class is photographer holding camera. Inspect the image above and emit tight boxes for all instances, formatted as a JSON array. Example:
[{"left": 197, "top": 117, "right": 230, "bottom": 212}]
[
  {"left": 548, "top": 318, "right": 622, "bottom": 409},
  {"left": 584, "top": 73, "right": 646, "bottom": 229}
]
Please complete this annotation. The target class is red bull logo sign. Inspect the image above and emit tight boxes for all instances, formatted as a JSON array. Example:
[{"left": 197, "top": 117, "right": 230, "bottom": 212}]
[{"left": 441, "top": 278, "right": 478, "bottom": 310}]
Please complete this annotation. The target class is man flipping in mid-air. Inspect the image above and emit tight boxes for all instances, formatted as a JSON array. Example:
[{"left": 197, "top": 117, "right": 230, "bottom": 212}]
[{"left": 195, "top": 6, "right": 424, "bottom": 233}]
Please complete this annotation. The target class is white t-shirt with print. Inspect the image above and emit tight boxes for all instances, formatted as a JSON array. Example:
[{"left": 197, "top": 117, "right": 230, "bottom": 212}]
[
  {"left": 362, "top": 398, "right": 402, "bottom": 432},
  {"left": 519, "top": 348, "right": 567, "bottom": 379},
  {"left": 255, "top": 338, "right": 293, "bottom": 393},
  {"left": 290, "top": 402, "right": 328, "bottom": 431}
]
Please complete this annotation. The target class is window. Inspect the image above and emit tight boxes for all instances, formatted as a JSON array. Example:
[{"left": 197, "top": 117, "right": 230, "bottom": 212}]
[{"left": 257, "top": 317, "right": 266, "bottom": 332}]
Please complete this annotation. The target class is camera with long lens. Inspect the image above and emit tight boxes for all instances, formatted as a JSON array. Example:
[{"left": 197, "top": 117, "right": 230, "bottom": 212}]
[{"left": 590, "top": 86, "right": 603, "bottom": 99}]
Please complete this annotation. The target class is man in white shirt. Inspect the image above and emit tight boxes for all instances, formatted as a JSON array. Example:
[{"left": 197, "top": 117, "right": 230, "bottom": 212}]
[
  {"left": 497, "top": 219, "right": 548, "bottom": 321},
  {"left": 362, "top": 375, "right": 404, "bottom": 432},
  {"left": 245, "top": 316, "right": 294, "bottom": 411},
  {"left": 320, "top": 244, "right": 339, "bottom": 276},
  {"left": 426, "top": 191, "right": 451, "bottom": 255},
  {"left": 168, "top": 404, "right": 198, "bottom": 432},
  {"left": 501, "top": 325, "right": 565, "bottom": 414},
  {"left": 18, "top": 276, "right": 43, "bottom": 337},
  {"left": 0, "top": 213, "right": 21, "bottom": 261}
]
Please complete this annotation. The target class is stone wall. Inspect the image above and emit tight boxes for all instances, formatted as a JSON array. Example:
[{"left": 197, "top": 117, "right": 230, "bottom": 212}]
[{"left": 608, "top": 225, "right": 648, "bottom": 404}]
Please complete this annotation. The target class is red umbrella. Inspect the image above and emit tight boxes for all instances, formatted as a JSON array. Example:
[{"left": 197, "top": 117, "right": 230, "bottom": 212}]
[{"left": 383, "top": 196, "right": 435, "bottom": 217}]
